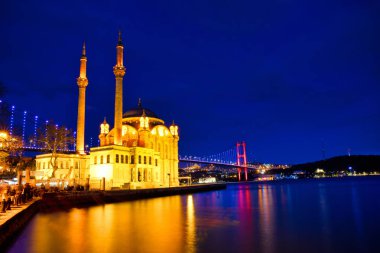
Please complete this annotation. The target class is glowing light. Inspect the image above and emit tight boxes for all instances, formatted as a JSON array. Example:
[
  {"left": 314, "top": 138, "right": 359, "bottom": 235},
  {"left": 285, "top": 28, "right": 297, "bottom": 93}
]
[
  {"left": 10, "top": 105, "right": 15, "bottom": 136},
  {"left": 158, "top": 127, "right": 164, "bottom": 136},
  {"left": 0, "top": 131, "right": 8, "bottom": 139},
  {"left": 170, "top": 125, "right": 179, "bottom": 136},
  {"left": 34, "top": 116, "right": 38, "bottom": 147},
  {"left": 101, "top": 121, "right": 109, "bottom": 134},
  {"left": 73, "top": 131, "right": 77, "bottom": 150},
  {"left": 122, "top": 125, "right": 127, "bottom": 136},
  {"left": 91, "top": 164, "right": 113, "bottom": 179},
  {"left": 139, "top": 116, "right": 149, "bottom": 129},
  {"left": 22, "top": 111, "right": 27, "bottom": 144}
]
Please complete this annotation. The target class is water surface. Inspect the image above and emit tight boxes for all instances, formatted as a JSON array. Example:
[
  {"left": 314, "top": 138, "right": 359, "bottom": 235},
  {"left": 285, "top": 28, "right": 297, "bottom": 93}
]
[{"left": 8, "top": 177, "right": 380, "bottom": 253}]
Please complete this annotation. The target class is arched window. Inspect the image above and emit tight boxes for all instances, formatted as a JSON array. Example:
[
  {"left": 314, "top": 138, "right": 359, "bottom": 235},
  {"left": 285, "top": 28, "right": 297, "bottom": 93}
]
[
  {"left": 125, "top": 155, "right": 129, "bottom": 164},
  {"left": 138, "top": 169, "right": 142, "bottom": 182}
]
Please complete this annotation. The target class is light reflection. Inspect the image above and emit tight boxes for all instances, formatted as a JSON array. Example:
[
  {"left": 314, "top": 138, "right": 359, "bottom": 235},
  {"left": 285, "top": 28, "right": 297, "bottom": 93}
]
[
  {"left": 8, "top": 180, "right": 380, "bottom": 253},
  {"left": 257, "top": 184, "right": 274, "bottom": 253},
  {"left": 66, "top": 209, "right": 87, "bottom": 251},
  {"left": 25, "top": 196, "right": 187, "bottom": 252},
  {"left": 351, "top": 187, "right": 365, "bottom": 250},
  {"left": 186, "top": 195, "right": 196, "bottom": 253}
]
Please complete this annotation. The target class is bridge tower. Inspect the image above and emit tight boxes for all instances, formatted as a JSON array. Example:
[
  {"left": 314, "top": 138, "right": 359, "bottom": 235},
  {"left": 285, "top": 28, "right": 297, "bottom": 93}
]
[{"left": 236, "top": 141, "right": 248, "bottom": 181}]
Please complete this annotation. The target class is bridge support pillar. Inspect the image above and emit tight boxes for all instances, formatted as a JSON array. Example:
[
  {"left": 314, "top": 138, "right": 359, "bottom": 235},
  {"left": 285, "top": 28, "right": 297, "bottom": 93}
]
[{"left": 237, "top": 141, "right": 248, "bottom": 181}]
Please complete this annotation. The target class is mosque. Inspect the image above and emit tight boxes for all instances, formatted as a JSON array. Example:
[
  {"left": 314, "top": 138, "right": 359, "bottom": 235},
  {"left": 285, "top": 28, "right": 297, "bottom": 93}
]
[{"left": 35, "top": 33, "right": 180, "bottom": 189}]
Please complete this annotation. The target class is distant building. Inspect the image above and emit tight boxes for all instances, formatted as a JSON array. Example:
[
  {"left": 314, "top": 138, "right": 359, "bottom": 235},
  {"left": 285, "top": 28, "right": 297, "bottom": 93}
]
[
  {"left": 36, "top": 33, "right": 179, "bottom": 189},
  {"left": 198, "top": 177, "right": 216, "bottom": 184}
]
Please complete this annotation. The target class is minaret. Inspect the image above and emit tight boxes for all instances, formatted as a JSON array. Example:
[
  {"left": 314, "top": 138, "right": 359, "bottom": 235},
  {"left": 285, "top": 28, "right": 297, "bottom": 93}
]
[
  {"left": 76, "top": 42, "right": 88, "bottom": 155},
  {"left": 113, "top": 31, "right": 126, "bottom": 145}
]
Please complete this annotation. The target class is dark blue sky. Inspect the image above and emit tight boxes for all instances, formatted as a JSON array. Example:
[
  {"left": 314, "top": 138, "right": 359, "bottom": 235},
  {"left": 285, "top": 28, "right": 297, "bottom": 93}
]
[{"left": 1, "top": 0, "right": 379, "bottom": 164}]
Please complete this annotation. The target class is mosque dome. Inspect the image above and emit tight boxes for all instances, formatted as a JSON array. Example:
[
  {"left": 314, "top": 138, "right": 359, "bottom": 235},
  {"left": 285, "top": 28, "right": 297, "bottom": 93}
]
[
  {"left": 122, "top": 99, "right": 163, "bottom": 126},
  {"left": 123, "top": 107, "right": 158, "bottom": 119}
]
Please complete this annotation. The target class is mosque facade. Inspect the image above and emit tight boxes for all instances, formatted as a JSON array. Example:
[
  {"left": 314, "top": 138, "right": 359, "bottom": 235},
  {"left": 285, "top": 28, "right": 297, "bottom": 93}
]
[{"left": 35, "top": 33, "right": 179, "bottom": 189}]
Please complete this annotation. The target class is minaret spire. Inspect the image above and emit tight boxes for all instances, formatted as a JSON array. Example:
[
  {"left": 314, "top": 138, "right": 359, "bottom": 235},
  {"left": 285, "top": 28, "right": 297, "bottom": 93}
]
[
  {"left": 118, "top": 30, "right": 122, "bottom": 45},
  {"left": 82, "top": 41, "right": 86, "bottom": 56},
  {"left": 76, "top": 42, "right": 89, "bottom": 154},
  {"left": 113, "top": 31, "right": 126, "bottom": 145}
]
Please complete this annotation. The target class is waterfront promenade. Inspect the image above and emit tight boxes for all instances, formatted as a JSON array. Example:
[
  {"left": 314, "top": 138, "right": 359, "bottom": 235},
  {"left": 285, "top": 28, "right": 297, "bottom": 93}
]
[
  {"left": 0, "top": 198, "right": 40, "bottom": 226},
  {"left": 0, "top": 197, "right": 41, "bottom": 247}
]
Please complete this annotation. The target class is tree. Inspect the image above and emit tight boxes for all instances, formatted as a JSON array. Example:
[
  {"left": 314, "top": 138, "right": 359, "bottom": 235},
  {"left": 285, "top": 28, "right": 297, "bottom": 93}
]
[
  {"left": 0, "top": 131, "right": 23, "bottom": 176},
  {"left": 0, "top": 82, "right": 24, "bottom": 177},
  {"left": 37, "top": 120, "right": 75, "bottom": 178}
]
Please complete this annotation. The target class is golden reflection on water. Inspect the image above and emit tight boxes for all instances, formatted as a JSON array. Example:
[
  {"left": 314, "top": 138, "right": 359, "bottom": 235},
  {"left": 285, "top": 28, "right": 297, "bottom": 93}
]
[
  {"left": 186, "top": 195, "right": 196, "bottom": 253},
  {"left": 27, "top": 196, "right": 195, "bottom": 253}
]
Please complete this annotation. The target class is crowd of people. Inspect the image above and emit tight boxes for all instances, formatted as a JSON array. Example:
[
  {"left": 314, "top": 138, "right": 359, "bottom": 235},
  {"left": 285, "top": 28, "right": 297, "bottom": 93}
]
[
  {"left": 0, "top": 183, "right": 40, "bottom": 213},
  {"left": 0, "top": 181, "right": 92, "bottom": 213}
]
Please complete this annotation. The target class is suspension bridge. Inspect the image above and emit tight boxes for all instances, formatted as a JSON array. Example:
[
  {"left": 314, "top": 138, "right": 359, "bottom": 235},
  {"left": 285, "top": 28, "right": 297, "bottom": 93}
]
[{"left": 179, "top": 141, "right": 254, "bottom": 181}]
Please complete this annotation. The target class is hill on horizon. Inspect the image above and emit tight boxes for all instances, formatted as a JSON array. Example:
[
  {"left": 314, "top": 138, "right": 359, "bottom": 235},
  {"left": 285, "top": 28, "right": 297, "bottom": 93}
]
[{"left": 289, "top": 155, "right": 380, "bottom": 173}]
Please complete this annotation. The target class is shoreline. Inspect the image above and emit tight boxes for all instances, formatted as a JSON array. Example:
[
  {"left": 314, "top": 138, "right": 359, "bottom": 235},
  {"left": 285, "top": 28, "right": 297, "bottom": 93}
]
[
  {"left": 0, "top": 199, "right": 41, "bottom": 248},
  {"left": 41, "top": 182, "right": 227, "bottom": 211}
]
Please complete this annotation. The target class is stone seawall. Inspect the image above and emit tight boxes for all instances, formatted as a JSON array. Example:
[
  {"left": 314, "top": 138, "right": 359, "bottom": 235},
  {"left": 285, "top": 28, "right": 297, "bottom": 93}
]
[
  {"left": 0, "top": 200, "right": 41, "bottom": 247},
  {"left": 41, "top": 183, "right": 227, "bottom": 211}
]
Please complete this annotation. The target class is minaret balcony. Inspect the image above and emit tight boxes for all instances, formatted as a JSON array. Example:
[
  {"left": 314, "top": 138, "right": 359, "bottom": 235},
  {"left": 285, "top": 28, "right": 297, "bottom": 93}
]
[
  {"left": 77, "top": 77, "right": 88, "bottom": 87},
  {"left": 113, "top": 66, "right": 126, "bottom": 77}
]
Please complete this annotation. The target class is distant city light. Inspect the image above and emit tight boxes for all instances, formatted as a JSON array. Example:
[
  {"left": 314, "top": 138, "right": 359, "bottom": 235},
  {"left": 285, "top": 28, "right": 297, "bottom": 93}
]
[
  {"left": 22, "top": 110, "right": 27, "bottom": 144},
  {"left": 10, "top": 105, "right": 15, "bottom": 136},
  {"left": 34, "top": 116, "right": 38, "bottom": 147}
]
